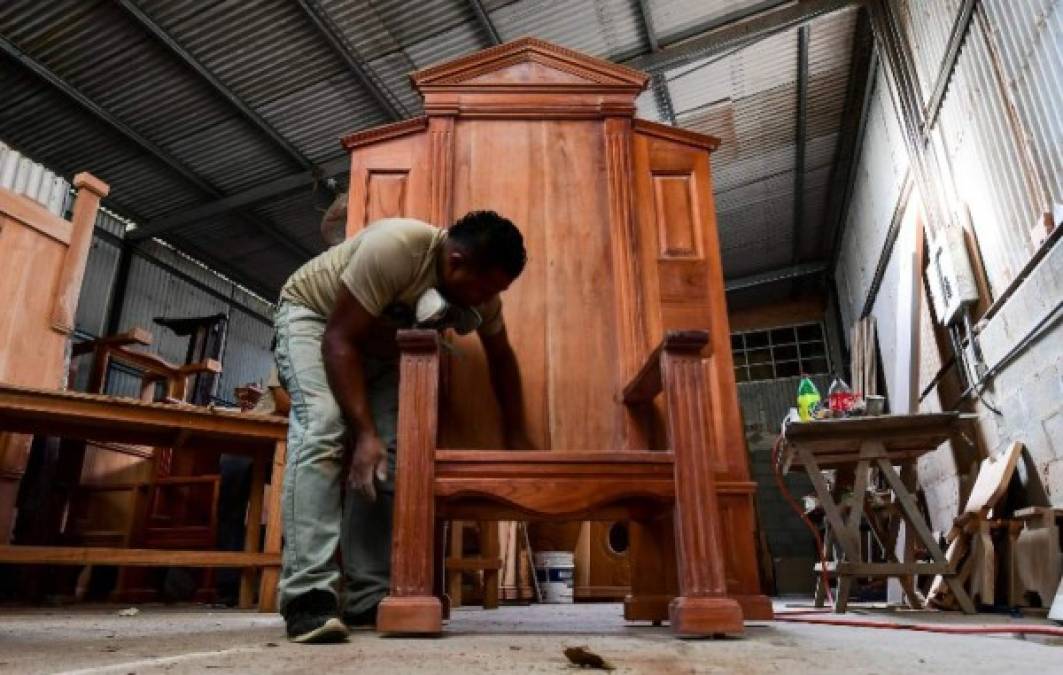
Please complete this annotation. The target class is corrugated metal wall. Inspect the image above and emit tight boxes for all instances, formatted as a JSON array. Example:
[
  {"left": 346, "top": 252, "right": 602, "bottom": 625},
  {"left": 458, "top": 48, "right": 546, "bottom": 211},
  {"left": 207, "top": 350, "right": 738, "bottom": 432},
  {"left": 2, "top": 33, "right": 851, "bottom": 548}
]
[{"left": 832, "top": 1, "right": 1063, "bottom": 521}]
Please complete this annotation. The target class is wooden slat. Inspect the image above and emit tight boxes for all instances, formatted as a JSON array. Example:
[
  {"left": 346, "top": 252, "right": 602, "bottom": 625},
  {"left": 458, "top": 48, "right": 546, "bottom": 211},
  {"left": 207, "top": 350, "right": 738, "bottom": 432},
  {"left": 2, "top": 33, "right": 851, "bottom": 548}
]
[
  {"left": 0, "top": 545, "right": 279, "bottom": 568},
  {"left": 445, "top": 557, "right": 503, "bottom": 571}
]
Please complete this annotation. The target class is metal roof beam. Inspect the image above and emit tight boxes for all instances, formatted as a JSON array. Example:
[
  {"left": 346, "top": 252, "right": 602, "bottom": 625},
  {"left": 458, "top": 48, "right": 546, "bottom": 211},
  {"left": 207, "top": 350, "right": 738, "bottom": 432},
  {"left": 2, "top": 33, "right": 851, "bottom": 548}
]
[
  {"left": 296, "top": 0, "right": 408, "bottom": 121},
  {"left": 0, "top": 35, "right": 312, "bottom": 262},
  {"left": 116, "top": 0, "right": 316, "bottom": 173},
  {"left": 467, "top": 0, "right": 502, "bottom": 45},
  {"left": 635, "top": 0, "right": 677, "bottom": 124},
  {"left": 726, "top": 261, "right": 827, "bottom": 292},
  {"left": 625, "top": 0, "right": 861, "bottom": 74},
  {"left": 131, "top": 155, "right": 349, "bottom": 241},
  {"left": 792, "top": 25, "right": 810, "bottom": 265}
]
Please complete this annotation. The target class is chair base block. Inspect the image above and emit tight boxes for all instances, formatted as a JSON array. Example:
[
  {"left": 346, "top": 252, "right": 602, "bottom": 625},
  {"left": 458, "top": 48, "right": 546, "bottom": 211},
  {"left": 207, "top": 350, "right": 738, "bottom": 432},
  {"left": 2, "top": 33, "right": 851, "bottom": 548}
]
[
  {"left": 377, "top": 596, "right": 442, "bottom": 635},
  {"left": 669, "top": 596, "right": 744, "bottom": 637}
]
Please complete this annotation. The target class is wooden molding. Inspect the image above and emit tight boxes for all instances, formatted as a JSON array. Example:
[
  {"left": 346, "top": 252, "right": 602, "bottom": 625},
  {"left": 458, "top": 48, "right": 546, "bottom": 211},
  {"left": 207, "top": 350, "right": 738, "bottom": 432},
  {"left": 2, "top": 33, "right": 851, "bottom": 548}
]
[
  {"left": 341, "top": 116, "right": 428, "bottom": 151},
  {"left": 633, "top": 119, "right": 720, "bottom": 151},
  {"left": 412, "top": 37, "right": 649, "bottom": 91}
]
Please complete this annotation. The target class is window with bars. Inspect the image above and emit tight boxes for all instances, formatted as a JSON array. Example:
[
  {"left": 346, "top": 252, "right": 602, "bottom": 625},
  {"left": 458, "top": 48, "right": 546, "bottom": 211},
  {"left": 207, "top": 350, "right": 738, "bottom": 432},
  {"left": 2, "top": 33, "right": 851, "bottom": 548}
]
[{"left": 731, "top": 322, "right": 831, "bottom": 383}]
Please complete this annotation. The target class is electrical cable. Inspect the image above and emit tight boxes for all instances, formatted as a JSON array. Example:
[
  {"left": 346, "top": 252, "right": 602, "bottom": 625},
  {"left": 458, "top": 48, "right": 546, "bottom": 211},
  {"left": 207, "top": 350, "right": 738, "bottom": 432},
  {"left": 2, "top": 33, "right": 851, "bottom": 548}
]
[
  {"left": 771, "top": 612, "right": 1063, "bottom": 636},
  {"left": 771, "top": 433, "right": 834, "bottom": 606}
]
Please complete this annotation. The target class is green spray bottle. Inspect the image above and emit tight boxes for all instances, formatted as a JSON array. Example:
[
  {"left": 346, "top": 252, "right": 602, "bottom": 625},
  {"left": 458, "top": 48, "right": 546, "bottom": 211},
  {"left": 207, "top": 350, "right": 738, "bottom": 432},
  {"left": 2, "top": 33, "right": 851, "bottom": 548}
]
[{"left": 797, "top": 376, "right": 821, "bottom": 421}]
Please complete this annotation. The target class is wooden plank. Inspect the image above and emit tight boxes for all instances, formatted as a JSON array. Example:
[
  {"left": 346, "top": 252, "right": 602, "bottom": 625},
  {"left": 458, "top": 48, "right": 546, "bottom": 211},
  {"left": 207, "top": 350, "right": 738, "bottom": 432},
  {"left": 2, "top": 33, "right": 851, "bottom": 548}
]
[
  {"left": 963, "top": 441, "right": 1023, "bottom": 514},
  {"left": 876, "top": 455, "right": 976, "bottom": 614},
  {"left": 815, "top": 561, "right": 950, "bottom": 575},
  {"left": 0, "top": 545, "right": 279, "bottom": 567}
]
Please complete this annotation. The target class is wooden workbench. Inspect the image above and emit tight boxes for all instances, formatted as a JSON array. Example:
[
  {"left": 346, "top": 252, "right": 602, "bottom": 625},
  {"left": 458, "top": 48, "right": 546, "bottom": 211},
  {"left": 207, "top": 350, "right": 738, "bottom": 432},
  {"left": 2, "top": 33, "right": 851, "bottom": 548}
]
[
  {"left": 0, "top": 384, "right": 287, "bottom": 611},
  {"left": 780, "top": 412, "right": 976, "bottom": 614}
]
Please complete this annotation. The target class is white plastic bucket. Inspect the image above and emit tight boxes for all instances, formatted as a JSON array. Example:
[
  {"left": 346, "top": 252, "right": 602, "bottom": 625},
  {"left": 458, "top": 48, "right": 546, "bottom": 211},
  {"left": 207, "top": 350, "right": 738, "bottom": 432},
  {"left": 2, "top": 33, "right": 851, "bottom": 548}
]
[{"left": 534, "top": 551, "right": 574, "bottom": 603}]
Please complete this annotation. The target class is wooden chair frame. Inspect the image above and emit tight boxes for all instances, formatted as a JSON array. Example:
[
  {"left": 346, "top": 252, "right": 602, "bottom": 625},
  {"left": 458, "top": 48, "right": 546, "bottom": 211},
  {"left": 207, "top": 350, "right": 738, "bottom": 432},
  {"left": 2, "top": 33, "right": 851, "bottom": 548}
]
[{"left": 378, "top": 329, "right": 745, "bottom": 637}]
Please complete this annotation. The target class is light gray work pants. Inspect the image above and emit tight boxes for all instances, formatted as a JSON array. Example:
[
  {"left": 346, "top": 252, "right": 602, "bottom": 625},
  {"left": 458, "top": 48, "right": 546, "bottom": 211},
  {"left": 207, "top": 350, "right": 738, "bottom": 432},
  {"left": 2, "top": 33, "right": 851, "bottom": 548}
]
[{"left": 273, "top": 300, "right": 398, "bottom": 615}]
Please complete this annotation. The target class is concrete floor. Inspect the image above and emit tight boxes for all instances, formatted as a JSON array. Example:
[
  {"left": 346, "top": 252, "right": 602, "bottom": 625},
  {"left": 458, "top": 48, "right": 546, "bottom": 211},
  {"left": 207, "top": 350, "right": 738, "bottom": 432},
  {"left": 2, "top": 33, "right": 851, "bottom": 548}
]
[{"left": 0, "top": 601, "right": 1059, "bottom": 675}]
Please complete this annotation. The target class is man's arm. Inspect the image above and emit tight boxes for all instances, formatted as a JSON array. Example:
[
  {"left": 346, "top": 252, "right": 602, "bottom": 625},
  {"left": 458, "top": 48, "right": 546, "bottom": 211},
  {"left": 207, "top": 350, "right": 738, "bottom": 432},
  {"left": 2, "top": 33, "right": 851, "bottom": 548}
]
[
  {"left": 323, "top": 286, "right": 387, "bottom": 499},
  {"left": 480, "top": 325, "right": 534, "bottom": 450}
]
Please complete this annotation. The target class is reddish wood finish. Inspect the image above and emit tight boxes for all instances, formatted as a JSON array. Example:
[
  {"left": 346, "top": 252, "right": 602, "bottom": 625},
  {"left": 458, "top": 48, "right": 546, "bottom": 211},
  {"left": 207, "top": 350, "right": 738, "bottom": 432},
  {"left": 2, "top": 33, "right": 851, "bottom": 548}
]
[
  {"left": 377, "top": 331, "right": 442, "bottom": 634},
  {"left": 0, "top": 173, "right": 108, "bottom": 543},
  {"left": 343, "top": 39, "right": 769, "bottom": 628}
]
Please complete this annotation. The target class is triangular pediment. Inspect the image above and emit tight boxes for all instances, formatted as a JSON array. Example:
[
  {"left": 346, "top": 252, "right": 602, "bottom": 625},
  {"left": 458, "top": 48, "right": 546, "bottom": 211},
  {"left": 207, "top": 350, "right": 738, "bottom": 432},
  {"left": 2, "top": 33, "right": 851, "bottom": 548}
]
[{"left": 411, "top": 37, "right": 649, "bottom": 90}]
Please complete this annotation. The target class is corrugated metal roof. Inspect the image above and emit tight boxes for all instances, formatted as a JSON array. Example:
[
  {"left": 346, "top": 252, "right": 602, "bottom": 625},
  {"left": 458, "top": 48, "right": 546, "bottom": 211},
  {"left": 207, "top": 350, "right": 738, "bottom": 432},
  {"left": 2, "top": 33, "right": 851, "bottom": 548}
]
[
  {"left": 982, "top": 0, "right": 1062, "bottom": 208},
  {"left": 0, "top": 0, "right": 863, "bottom": 296}
]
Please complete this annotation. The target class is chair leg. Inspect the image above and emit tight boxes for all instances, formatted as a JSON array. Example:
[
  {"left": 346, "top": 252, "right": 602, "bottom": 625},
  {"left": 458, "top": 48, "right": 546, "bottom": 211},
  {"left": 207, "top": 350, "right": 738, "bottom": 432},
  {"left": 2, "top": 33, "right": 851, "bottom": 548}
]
[
  {"left": 480, "top": 521, "right": 500, "bottom": 610},
  {"left": 624, "top": 516, "right": 676, "bottom": 625},
  {"left": 661, "top": 343, "right": 744, "bottom": 636},
  {"left": 447, "top": 521, "right": 464, "bottom": 609},
  {"left": 436, "top": 520, "right": 451, "bottom": 620},
  {"left": 377, "top": 332, "right": 442, "bottom": 635}
]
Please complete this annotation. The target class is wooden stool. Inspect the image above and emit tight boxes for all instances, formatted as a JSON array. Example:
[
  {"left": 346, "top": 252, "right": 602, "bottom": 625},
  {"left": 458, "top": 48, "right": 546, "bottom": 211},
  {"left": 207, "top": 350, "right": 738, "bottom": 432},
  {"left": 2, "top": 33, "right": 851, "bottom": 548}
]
[{"left": 444, "top": 521, "right": 501, "bottom": 609}]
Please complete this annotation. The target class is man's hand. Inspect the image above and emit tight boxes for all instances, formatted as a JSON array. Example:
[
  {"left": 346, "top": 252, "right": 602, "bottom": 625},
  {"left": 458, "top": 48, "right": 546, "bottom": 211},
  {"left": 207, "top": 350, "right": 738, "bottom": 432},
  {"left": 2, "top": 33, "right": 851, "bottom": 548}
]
[{"left": 348, "top": 431, "right": 388, "bottom": 502}]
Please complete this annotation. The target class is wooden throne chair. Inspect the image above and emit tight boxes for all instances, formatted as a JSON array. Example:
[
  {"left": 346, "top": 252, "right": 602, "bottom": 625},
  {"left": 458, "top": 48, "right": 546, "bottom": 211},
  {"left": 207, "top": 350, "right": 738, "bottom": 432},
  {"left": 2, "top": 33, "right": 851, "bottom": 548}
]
[{"left": 338, "top": 38, "right": 772, "bottom": 637}]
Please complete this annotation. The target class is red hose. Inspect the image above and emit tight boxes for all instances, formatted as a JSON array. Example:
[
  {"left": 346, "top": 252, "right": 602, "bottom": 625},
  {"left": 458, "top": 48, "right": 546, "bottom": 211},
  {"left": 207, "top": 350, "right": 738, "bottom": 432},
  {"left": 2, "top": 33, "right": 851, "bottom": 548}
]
[
  {"left": 771, "top": 435, "right": 834, "bottom": 605},
  {"left": 772, "top": 614, "right": 1063, "bottom": 636}
]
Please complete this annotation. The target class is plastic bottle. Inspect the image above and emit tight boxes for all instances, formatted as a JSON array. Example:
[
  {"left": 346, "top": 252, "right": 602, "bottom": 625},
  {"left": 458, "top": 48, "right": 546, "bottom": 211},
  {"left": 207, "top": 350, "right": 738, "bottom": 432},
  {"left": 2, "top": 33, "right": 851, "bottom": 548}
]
[
  {"left": 797, "top": 377, "right": 821, "bottom": 421},
  {"left": 828, "top": 377, "right": 855, "bottom": 413}
]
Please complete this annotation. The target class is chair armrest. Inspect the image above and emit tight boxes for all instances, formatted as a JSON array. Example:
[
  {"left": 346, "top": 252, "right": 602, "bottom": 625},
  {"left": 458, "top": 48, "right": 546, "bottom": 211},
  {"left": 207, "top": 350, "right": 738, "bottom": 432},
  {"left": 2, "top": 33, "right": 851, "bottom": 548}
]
[
  {"left": 71, "top": 327, "right": 153, "bottom": 357},
  {"left": 621, "top": 330, "right": 710, "bottom": 404},
  {"left": 176, "top": 358, "right": 223, "bottom": 376}
]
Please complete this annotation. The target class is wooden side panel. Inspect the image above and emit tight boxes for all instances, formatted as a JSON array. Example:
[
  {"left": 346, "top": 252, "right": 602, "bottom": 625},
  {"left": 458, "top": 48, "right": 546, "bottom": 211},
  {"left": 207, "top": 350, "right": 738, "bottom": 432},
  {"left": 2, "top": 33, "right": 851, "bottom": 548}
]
[
  {"left": 631, "top": 132, "right": 748, "bottom": 480},
  {"left": 365, "top": 171, "right": 410, "bottom": 223},
  {"left": 0, "top": 210, "right": 69, "bottom": 540},
  {"left": 0, "top": 213, "right": 69, "bottom": 389},
  {"left": 347, "top": 133, "right": 429, "bottom": 234}
]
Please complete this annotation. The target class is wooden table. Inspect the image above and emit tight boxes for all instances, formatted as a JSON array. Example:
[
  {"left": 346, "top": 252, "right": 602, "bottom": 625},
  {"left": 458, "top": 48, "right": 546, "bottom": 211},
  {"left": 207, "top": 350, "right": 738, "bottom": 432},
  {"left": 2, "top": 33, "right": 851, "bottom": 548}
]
[
  {"left": 780, "top": 413, "right": 976, "bottom": 614},
  {"left": 0, "top": 384, "right": 287, "bottom": 611}
]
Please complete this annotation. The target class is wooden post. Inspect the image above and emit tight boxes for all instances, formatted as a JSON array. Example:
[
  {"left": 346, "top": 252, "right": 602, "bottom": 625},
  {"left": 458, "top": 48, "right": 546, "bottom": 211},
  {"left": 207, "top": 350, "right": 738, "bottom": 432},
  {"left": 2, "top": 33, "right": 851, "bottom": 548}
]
[
  {"left": 50, "top": 173, "right": 108, "bottom": 334},
  {"left": 258, "top": 440, "right": 286, "bottom": 612},
  {"left": 238, "top": 451, "right": 266, "bottom": 609},
  {"left": 660, "top": 332, "right": 744, "bottom": 636},
  {"left": 377, "top": 330, "right": 442, "bottom": 634}
]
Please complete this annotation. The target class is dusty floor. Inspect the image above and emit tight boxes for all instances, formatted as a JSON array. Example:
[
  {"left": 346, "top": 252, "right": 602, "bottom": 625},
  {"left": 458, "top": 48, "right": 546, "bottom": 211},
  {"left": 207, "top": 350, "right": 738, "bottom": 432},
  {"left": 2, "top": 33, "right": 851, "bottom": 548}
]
[{"left": 0, "top": 601, "right": 1059, "bottom": 674}]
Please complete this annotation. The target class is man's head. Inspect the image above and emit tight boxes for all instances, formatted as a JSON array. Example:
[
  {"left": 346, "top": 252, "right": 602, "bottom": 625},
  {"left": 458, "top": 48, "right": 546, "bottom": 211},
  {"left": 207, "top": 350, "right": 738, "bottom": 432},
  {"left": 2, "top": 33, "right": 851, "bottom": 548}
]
[{"left": 439, "top": 210, "right": 526, "bottom": 306}]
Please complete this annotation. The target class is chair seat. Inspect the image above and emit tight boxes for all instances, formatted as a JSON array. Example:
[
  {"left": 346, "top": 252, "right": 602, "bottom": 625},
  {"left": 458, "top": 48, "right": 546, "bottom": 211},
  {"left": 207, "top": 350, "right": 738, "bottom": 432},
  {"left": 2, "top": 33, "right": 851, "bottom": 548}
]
[{"left": 435, "top": 450, "right": 675, "bottom": 521}]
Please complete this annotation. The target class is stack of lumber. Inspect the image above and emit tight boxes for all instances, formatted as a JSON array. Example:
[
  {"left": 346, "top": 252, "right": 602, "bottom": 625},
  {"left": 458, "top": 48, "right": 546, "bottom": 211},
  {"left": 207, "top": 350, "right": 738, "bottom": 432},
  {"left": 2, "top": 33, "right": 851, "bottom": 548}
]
[{"left": 930, "top": 442, "right": 1063, "bottom": 610}]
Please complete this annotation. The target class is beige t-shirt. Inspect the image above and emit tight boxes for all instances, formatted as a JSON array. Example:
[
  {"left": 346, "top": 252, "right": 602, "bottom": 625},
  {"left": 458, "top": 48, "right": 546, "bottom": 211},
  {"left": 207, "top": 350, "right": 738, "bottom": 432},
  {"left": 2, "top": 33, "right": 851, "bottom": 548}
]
[{"left": 279, "top": 217, "right": 503, "bottom": 335}]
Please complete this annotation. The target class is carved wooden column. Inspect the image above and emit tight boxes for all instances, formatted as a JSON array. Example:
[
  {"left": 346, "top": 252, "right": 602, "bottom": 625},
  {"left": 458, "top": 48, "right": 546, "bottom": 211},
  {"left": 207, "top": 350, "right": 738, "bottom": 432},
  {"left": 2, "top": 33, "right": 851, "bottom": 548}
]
[
  {"left": 661, "top": 332, "right": 744, "bottom": 635},
  {"left": 377, "top": 330, "right": 443, "bottom": 634}
]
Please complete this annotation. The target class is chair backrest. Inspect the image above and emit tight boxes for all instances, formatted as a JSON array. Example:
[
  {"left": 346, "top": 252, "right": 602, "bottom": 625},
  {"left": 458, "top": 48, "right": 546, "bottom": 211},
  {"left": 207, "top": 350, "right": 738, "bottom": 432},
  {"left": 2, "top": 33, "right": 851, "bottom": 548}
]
[{"left": 341, "top": 40, "right": 744, "bottom": 472}]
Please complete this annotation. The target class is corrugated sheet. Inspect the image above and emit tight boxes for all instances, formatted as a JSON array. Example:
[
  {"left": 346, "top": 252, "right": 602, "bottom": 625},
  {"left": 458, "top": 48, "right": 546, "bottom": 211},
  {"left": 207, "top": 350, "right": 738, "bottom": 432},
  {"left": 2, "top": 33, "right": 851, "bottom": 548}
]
[
  {"left": 647, "top": 0, "right": 782, "bottom": 45},
  {"left": 894, "top": 0, "right": 963, "bottom": 104},
  {"left": 933, "top": 23, "right": 1039, "bottom": 294},
  {"left": 217, "top": 307, "right": 275, "bottom": 401},
  {"left": 488, "top": 0, "right": 645, "bottom": 59},
  {"left": 982, "top": 0, "right": 1063, "bottom": 207},
  {"left": 0, "top": 139, "right": 70, "bottom": 216},
  {"left": 144, "top": 0, "right": 388, "bottom": 161},
  {"left": 670, "top": 7, "right": 857, "bottom": 278}
]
